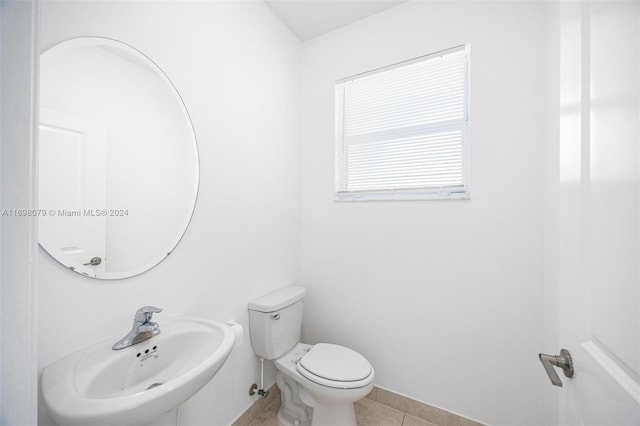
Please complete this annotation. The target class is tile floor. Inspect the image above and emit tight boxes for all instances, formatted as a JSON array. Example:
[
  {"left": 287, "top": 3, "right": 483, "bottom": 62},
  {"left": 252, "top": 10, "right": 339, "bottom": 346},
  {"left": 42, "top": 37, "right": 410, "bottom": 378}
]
[
  {"left": 236, "top": 385, "right": 483, "bottom": 426},
  {"left": 247, "top": 395, "right": 437, "bottom": 426}
]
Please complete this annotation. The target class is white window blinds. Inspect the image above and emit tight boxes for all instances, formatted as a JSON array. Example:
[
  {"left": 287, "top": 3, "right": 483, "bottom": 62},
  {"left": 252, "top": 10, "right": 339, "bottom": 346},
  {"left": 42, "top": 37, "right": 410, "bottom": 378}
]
[{"left": 335, "top": 44, "right": 470, "bottom": 201}]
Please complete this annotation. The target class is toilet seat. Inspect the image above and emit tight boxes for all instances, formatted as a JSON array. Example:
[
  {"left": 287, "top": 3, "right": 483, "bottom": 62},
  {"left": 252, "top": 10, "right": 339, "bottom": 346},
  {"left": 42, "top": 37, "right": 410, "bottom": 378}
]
[{"left": 296, "top": 343, "right": 373, "bottom": 389}]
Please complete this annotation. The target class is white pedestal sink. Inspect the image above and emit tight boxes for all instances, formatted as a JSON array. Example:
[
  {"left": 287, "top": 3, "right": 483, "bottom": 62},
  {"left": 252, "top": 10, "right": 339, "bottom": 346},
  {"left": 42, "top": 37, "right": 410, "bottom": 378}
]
[{"left": 41, "top": 316, "right": 235, "bottom": 426}]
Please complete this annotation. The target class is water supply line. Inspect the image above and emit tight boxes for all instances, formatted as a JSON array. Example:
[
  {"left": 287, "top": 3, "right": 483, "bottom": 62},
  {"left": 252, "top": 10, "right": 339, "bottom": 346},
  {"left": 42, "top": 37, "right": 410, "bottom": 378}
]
[{"left": 248, "top": 357, "right": 269, "bottom": 398}]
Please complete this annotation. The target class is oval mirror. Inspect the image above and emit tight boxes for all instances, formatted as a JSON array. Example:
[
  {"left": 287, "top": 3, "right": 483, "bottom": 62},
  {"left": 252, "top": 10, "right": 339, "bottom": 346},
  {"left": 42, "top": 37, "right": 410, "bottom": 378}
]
[{"left": 38, "top": 37, "right": 199, "bottom": 279}]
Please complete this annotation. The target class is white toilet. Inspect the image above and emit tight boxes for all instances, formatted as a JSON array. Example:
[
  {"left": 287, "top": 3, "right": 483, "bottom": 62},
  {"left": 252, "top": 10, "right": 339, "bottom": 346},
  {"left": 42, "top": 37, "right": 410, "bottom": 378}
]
[{"left": 248, "top": 286, "right": 374, "bottom": 426}]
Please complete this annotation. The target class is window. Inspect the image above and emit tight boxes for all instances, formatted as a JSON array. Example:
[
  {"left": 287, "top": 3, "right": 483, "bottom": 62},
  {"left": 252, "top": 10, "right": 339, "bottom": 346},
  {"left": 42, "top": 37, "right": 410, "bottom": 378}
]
[{"left": 335, "top": 44, "right": 470, "bottom": 201}]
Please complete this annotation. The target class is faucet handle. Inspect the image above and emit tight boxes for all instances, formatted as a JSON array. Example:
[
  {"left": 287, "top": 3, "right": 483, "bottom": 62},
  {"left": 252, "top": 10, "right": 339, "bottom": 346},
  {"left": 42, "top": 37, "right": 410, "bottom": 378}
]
[{"left": 134, "top": 306, "right": 163, "bottom": 323}]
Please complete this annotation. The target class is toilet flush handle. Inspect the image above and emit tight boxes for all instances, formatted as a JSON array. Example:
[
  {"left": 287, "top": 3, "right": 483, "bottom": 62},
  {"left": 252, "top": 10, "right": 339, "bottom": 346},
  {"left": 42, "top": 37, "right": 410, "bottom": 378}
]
[{"left": 271, "top": 314, "right": 280, "bottom": 320}]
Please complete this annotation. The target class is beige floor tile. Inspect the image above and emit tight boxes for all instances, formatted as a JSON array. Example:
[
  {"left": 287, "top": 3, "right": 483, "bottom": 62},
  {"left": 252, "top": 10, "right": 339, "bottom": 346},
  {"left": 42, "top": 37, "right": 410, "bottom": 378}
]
[
  {"left": 376, "top": 388, "right": 448, "bottom": 426},
  {"left": 247, "top": 414, "right": 278, "bottom": 426},
  {"left": 355, "top": 397, "right": 404, "bottom": 426},
  {"left": 403, "top": 414, "right": 438, "bottom": 426},
  {"left": 248, "top": 397, "right": 280, "bottom": 426},
  {"left": 241, "top": 386, "right": 480, "bottom": 426},
  {"left": 366, "top": 386, "right": 378, "bottom": 400}
]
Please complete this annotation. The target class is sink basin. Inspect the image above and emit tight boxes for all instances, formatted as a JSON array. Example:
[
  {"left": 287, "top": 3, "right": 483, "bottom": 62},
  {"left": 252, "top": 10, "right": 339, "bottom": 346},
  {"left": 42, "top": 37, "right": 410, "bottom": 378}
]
[{"left": 42, "top": 316, "right": 235, "bottom": 425}]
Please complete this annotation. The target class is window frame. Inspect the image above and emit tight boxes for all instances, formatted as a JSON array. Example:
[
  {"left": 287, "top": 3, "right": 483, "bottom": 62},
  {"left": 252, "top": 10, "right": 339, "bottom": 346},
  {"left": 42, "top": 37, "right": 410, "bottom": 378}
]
[{"left": 334, "top": 44, "right": 471, "bottom": 202}]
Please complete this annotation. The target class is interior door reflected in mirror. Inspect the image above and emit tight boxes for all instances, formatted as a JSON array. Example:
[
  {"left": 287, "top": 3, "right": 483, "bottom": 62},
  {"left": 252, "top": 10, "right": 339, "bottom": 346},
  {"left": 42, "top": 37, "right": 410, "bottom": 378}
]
[{"left": 39, "top": 37, "right": 199, "bottom": 279}]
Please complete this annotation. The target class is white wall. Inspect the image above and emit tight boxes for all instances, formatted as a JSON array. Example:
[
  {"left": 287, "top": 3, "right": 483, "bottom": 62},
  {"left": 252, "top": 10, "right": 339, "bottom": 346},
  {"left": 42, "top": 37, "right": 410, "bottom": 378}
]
[
  {"left": 298, "top": 2, "right": 556, "bottom": 425},
  {"left": 37, "top": 1, "right": 299, "bottom": 425},
  {"left": 0, "top": 0, "right": 39, "bottom": 424}
]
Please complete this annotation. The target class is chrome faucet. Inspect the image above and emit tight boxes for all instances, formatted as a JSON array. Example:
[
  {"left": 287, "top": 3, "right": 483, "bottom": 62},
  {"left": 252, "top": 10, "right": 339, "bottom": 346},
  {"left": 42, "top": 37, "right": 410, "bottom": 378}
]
[{"left": 112, "top": 306, "right": 163, "bottom": 350}]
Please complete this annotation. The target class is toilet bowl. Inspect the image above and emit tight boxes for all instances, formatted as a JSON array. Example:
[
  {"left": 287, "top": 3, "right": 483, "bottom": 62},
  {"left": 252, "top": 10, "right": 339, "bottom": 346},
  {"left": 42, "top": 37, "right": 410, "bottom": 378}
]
[
  {"left": 275, "top": 343, "right": 374, "bottom": 426},
  {"left": 248, "top": 287, "right": 374, "bottom": 426}
]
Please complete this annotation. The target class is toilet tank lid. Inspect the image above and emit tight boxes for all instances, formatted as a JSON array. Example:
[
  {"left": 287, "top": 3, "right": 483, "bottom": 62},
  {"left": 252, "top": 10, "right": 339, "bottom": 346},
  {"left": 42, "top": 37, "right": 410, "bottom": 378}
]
[{"left": 248, "top": 286, "right": 306, "bottom": 313}]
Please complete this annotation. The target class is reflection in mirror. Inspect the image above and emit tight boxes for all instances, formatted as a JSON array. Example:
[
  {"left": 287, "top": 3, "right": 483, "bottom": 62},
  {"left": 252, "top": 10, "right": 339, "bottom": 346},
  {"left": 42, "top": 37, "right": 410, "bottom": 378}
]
[{"left": 39, "top": 37, "right": 199, "bottom": 279}]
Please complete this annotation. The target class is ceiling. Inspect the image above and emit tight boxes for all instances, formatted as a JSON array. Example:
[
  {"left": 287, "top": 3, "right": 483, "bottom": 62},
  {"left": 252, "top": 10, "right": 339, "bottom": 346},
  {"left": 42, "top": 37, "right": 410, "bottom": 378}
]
[{"left": 265, "top": 0, "right": 408, "bottom": 42}]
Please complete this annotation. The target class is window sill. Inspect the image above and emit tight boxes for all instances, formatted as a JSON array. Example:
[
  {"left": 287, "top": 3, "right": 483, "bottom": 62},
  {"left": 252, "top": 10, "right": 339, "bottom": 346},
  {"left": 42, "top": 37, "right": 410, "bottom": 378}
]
[{"left": 334, "top": 191, "right": 470, "bottom": 202}]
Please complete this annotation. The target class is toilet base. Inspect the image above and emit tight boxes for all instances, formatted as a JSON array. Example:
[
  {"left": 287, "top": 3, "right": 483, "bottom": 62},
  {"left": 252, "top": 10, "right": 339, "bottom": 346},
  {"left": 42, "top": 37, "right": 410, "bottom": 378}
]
[
  {"left": 299, "top": 387, "right": 357, "bottom": 426},
  {"left": 276, "top": 371, "right": 362, "bottom": 426},
  {"left": 276, "top": 372, "right": 312, "bottom": 426}
]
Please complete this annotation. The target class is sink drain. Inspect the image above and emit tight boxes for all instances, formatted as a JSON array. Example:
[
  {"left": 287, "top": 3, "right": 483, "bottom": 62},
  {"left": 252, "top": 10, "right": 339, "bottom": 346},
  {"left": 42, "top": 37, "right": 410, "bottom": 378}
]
[{"left": 146, "top": 382, "right": 163, "bottom": 390}]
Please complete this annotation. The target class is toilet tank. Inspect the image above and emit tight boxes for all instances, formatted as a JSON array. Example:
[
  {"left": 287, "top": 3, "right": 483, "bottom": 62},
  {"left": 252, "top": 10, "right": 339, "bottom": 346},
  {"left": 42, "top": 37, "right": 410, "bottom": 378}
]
[{"left": 248, "top": 286, "right": 306, "bottom": 360}]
